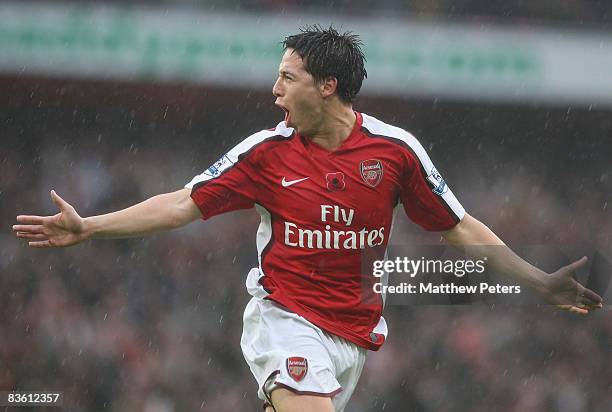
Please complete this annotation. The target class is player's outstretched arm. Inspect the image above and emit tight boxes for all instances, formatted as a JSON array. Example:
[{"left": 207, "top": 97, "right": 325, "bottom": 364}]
[
  {"left": 13, "top": 188, "right": 200, "bottom": 248},
  {"left": 442, "top": 213, "right": 604, "bottom": 314}
]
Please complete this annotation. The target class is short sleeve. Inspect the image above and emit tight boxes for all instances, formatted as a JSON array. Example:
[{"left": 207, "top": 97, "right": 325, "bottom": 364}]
[
  {"left": 399, "top": 139, "right": 465, "bottom": 231},
  {"left": 184, "top": 125, "right": 293, "bottom": 220},
  {"left": 185, "top": 153, "right": 258, "bottom": 220}
]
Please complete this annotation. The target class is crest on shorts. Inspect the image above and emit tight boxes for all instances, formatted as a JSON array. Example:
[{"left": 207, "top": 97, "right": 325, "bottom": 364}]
[
  {"left": 286, "top": 357, "right": 308, "bottom": 382},
  {"left": 360, "top": 159, "right": 383, "bottom": 187}
]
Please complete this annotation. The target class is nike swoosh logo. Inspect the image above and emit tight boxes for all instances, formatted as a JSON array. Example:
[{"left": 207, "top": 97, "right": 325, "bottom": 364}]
[{"left": 281, "top": 176, "right": 310, "bottom": 187}]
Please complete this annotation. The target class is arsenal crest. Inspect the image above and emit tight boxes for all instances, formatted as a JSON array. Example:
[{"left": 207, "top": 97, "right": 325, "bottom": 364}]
[
  {"left": 286, "top": 356, "right": 308, "bottom": 382},
  {"left": 360, "top": 159, "right": 383, "bottom": 187}
]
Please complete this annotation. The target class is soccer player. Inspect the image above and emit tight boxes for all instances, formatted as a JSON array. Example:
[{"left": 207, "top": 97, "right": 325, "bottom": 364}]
[{"left": 13, "top": 27, "right": 603, "bottom": 412}]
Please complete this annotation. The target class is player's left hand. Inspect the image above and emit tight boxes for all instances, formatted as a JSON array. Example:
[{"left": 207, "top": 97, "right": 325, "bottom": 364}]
[{"left": 540, "top": 256, "right": 604, "bottom": 315}]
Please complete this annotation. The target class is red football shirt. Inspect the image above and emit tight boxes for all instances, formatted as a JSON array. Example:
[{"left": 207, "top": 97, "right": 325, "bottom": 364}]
[{"left": 186, "top": 112, "right": 465, "bottom": 350}]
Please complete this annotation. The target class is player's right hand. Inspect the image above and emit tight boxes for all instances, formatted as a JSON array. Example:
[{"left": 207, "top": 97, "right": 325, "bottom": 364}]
[{"left": 13, "top": 190, "right": 88, "bottom": 248}]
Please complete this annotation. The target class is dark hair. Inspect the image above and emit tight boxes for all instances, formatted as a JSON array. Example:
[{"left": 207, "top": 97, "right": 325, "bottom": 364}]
[{"left": 283, "top": 25, "right": 367, "bottom": 104}]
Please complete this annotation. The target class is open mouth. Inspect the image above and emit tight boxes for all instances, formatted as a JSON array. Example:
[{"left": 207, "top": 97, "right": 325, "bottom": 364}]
[{"left": 276, "top": 102, "right": 291, "bottom": 124}]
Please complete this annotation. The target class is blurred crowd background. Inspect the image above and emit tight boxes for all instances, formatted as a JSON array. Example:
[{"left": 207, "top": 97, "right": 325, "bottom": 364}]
[{"left": 2, "top": 1, "right": 612, "bottom": 412}]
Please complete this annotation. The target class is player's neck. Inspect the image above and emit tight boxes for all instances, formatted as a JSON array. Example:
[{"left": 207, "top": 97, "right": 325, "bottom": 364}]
[{"left": 308, "top": 106, "right": 356, "bottom": 152}]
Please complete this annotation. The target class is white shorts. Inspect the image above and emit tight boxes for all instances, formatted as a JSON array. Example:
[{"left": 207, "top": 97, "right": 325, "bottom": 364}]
[{"left": 240, "top": 296, "right": 367, "bottom": 412}]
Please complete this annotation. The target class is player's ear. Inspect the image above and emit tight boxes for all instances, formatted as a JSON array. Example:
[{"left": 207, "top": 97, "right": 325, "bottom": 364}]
[{"left": 320, "top": 76, "right": 338, "bottom": 98}]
